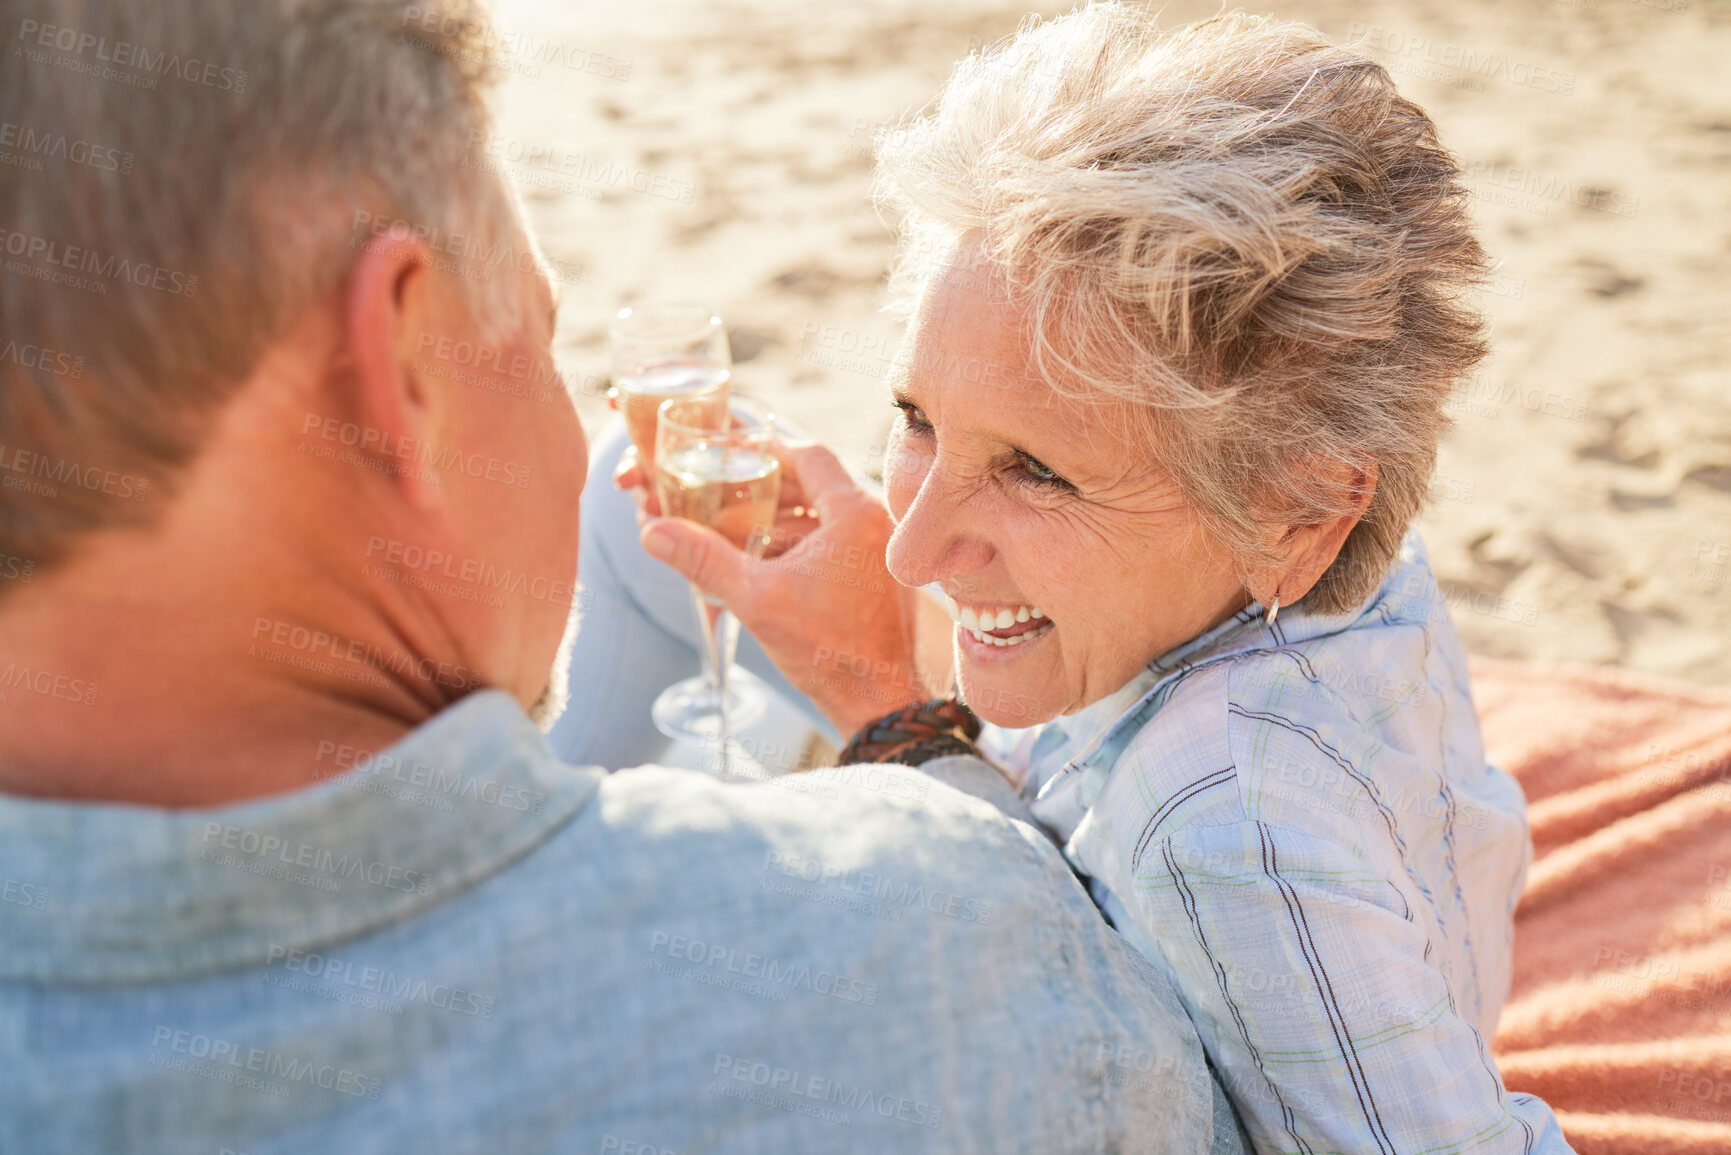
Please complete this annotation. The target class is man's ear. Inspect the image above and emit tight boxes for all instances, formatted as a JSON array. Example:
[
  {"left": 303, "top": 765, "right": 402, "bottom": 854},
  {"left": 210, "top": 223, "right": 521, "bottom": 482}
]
[
  {"left": 343, "top": 227, "right": 443, "bottom": 509},
  {"left": 1247, "top": 461, "right": 1379, "bottom": 608}
]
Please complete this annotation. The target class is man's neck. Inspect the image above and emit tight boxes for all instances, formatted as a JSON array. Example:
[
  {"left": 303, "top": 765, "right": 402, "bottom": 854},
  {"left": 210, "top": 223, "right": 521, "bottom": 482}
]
[{"left": 0, "top": 490, "right": 454, "bottom": 808}]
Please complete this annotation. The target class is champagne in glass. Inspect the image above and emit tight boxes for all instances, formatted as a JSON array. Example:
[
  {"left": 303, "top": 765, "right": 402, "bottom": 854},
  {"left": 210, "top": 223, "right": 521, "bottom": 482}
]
[
  {"left": 651, "top": 395, "right": 781, "bottom": 757},
  {"left": 608, "top": 305, "right": 731, "bottom": 463},
  {"left": 658, "top": 445, "right": 782, "bottom": 556}
]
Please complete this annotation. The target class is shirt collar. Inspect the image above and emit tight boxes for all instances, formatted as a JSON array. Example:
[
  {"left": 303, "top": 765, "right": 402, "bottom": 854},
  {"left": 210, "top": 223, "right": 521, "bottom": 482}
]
[
  {"left": 0, "top": 690, "right": 602, "bottom": 984},
  {"left": 1047, "top": 534, "right": 1439, "bottom": 783}
]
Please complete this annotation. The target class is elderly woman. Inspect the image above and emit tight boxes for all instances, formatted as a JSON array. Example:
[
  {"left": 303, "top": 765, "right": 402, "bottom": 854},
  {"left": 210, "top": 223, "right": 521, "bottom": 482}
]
[{"left": 572, "top": 6, "right": 1572, "bottom": 1152}]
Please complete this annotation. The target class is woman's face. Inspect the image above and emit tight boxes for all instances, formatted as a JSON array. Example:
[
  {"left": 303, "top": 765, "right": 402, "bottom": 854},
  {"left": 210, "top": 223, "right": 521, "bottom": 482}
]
[{"left": 883, "top": 257, "right": 1252, "bottom": 728}]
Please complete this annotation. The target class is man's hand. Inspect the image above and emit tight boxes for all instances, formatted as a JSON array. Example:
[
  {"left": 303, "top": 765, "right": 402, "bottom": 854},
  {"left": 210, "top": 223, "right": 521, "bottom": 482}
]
[{"left": 638, "top": 443, "right": 949, "bottom": 738}]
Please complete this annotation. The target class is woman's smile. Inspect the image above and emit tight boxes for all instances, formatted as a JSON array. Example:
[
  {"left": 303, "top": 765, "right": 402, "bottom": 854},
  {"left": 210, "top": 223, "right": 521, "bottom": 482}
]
[
  {"left": 943, "top": 595, "right": 1050, "bottom": 644},
  {"left": 943, "top": 594, "right": 1056, "bottom": 656},
  {"left": 882, "top": 249, "right": 1254, "bottom": 726}
]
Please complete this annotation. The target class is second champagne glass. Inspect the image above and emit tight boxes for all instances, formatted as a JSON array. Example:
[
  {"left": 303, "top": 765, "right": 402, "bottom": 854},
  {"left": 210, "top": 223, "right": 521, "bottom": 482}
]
[
  {"left": 608, "top": 303, "right": 730, "bottom": 462},
  {"left": 652, "top": 395, "right": 781, "bottom": 757}
]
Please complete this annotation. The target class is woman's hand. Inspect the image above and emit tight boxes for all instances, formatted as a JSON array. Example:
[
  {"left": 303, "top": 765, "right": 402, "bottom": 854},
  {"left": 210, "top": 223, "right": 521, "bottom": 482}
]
[
  {"left": 637, "top": 443, "right": 951, "bottom": 739},
  {"left": 616, "top": 442, "right": 820, "bottom": 560}
]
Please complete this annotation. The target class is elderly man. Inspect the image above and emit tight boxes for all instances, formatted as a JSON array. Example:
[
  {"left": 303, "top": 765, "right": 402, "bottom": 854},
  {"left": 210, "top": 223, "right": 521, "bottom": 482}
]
[{"left": 0, "top": 1, "right": 1247, "bottom": 1152}]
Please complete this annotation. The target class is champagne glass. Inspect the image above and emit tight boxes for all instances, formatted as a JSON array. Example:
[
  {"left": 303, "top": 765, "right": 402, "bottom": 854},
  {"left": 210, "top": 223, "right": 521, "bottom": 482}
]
[
  {"left": 652, "top": 395, "right": 781, "bottom": 756},
  {"left": 608, "top": 303, "right": 731, "bottom": 463}
]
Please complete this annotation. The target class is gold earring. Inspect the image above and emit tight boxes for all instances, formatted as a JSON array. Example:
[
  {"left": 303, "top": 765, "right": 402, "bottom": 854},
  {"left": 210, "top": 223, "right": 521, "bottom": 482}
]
[{"left": 1264, "top": 594, "right": 1280, "bottom": 627}]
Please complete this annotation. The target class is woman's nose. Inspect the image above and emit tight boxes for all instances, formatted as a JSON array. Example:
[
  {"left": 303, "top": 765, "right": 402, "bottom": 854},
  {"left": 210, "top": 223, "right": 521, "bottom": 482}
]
[{"left": 885, "top": 455, "right": 995, "bottom": 590}]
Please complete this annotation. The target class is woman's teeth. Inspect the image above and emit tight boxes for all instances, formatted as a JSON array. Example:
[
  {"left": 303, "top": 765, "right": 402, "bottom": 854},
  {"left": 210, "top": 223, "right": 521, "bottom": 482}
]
[
  {"left": 945, "top": 599, "right": 1050, "bottom": 647},
  {"left": 970, "top": 627, "right": 1035, "bottom": 647}
]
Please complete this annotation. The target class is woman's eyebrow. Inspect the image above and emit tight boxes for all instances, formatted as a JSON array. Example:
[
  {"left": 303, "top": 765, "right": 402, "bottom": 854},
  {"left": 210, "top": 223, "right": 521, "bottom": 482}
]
[{"left": 892, "top": 384, "right": 1111, "bottom": 485}]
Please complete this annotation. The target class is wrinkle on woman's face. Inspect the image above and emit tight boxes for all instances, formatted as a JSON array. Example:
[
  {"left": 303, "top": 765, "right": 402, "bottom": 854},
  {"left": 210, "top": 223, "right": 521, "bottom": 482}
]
[{"left": 882, "top": 253, "right": 1249, "bottom": 727}]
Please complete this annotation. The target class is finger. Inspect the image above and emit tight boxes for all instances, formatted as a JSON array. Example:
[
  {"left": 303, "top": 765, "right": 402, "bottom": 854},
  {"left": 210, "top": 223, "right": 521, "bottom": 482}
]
[
  {"left": 763, "top": 510, "right": 819, "bottom": 558},
  {"left": 626, "top": 484, "right": 661, "bottom": 528},
  {"left": 778, "top": 443, "right": 859, "bottom": 518},
  {"left": 769, "top": 436, "right": 816, "bottom": 509},
  {"left": 641, "top": 517, "right": 751, "bottom": 605},
  {"left": 613, "top": 446, "right": 643, "bottom": 490}
]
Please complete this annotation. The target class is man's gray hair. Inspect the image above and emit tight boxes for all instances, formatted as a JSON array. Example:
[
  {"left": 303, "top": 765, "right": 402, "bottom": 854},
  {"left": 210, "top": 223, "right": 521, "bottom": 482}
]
[
  {"left": 877, "top": 5, "right": 1490, "bottom": 614},
  {"left": 0, "top": 0, "right": 528, "bottom": 571}
]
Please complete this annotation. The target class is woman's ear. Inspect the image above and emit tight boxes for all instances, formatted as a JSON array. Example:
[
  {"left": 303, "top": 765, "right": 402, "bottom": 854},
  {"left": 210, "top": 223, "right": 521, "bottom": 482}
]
[{"left": 1247, "top": 461, "right": 1378, "bottom": 609}]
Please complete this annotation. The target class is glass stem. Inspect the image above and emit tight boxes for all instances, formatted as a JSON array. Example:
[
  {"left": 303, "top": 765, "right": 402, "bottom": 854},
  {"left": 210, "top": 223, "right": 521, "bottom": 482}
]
[{"left": 691, "top": 587, "right": 739, "bottom": 775}]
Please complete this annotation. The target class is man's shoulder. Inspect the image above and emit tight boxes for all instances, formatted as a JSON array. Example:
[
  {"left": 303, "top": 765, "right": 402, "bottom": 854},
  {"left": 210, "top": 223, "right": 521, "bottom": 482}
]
[{"left": 579, "top": 759, "right": 1055, "bottom": 898}]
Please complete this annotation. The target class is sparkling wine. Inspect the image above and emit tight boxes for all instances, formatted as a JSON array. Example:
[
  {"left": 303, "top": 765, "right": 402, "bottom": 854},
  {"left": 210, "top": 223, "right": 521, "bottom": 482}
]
[
  {"left": 658, "top": 445, "right": 782, "bottom": 554},
  {"left": 613, "top": 358, "right": 730, "bottom": 459}
]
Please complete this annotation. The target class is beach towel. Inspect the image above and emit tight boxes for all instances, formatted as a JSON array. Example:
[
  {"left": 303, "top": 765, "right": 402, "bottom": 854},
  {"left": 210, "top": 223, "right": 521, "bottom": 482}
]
[{"left": 1476, "top": 658, "right": 1731, "bottom": 1154}]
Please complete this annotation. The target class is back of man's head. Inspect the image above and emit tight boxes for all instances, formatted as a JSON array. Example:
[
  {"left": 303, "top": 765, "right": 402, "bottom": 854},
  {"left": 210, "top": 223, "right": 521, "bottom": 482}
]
[
  {"left": 1, "top": 0, "right": 521, "bottom": 569},
  {"left": 0, "top": 1, "right": 585, "bottom": 804}
]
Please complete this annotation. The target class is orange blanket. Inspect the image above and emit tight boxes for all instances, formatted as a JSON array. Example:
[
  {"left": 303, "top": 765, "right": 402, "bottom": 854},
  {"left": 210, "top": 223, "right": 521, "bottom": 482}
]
[{"left": 1475, "top": 658, "right": 1731, "bottom": 1154}]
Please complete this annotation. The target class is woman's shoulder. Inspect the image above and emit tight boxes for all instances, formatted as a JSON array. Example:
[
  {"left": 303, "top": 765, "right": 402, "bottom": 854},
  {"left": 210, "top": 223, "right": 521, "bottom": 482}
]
[
  {"left": 1099, "top": 596, "right": 1480, "bottom": 849},
  {"left": 1079, "top": 663, "right": 1433, "bottom": 890}
]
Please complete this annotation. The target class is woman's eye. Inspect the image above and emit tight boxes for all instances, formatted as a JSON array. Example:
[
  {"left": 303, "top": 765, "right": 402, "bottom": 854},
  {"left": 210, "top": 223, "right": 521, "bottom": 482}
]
[
  {"left": 892, "top": 398, "right": 933, "bottom": 432},
  {"left": 1015, "top": 451, "right": 1070, "bottom": 490}
]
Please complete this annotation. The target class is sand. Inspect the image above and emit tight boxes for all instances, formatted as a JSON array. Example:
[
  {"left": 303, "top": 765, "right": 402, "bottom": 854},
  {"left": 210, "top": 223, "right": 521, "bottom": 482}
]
[{"left": 487, "top": 0, "right": 1731, "bottom": 688}]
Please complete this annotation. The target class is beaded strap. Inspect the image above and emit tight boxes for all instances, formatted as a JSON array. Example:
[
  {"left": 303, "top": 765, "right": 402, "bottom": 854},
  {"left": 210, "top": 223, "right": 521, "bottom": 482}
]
[{"left": 838, "top": 698, "right": 983, "bottom": 767}]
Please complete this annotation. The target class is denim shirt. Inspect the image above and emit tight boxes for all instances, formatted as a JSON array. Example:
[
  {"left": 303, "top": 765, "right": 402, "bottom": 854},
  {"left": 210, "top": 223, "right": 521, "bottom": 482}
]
[
  {"left": 980, "top": 534, "right": 1572, "bottom": 1152},
  {"left": 0, "top": 691, "right": 1242, "bottom": 1154}
]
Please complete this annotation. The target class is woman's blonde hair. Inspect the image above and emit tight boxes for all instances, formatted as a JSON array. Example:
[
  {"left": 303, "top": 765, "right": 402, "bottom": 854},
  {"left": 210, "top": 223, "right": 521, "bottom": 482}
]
[{"left": 876, "top": 5, "right": 1488, "bottom": 614}]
